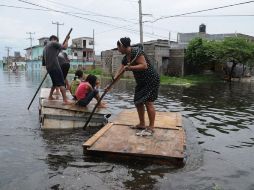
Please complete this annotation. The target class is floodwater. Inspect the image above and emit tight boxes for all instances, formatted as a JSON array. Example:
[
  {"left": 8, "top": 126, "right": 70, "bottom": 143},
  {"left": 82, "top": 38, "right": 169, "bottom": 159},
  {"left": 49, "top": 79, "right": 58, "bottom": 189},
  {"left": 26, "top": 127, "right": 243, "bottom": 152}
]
[{"left": 0, "top": 70, "right": 254, "bottom": 190}]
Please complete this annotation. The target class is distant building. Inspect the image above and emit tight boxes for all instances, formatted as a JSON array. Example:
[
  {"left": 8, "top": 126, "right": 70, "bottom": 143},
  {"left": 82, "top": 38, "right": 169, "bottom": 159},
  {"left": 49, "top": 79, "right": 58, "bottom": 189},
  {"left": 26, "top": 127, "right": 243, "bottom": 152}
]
[
  {"left": 0, "top": 60, "right": 3, "bottom": 69},
  {"left": 176, "top": 23, "right": 254, "bottom": 48},
  {"left": 69, "top": 37, "right": 95, "bottom": 69},
  {"left": 24, "top": 36, "right": 96, "bottom": 71},
  {"left": 24, "top": 44, "right": 45, "bottom": 71},
  {"left": 71, "top": 37, "right": 94, "bottom": 61},
  {"left": 172, "top": 24, "right": 254, "bottom": 76},
  {"left": 14, "top": 51, "right": 21, "bottom": 57},
  {"left": 2, "top": 51, "right": 26, "bottom": 70},
  {"left": 102, "top": 24, "right": 254, "bottom": 77},
  {"left": 101, "top": 39, "right": 180, "bottom": 77}
]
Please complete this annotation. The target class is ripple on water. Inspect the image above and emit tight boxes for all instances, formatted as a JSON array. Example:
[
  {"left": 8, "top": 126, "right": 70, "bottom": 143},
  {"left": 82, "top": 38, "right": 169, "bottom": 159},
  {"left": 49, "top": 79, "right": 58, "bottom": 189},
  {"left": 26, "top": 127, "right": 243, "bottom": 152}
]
[{"left": 1, "top": 72, "right": 254, "bottom": 189}]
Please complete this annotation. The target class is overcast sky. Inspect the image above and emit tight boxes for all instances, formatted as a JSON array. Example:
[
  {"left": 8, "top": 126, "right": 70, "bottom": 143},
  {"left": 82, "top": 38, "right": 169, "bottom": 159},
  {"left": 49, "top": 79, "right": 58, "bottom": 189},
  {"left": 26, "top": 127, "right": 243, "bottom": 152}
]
[{"left": 0, "top": 0, "right": 254, "bottom": 59}]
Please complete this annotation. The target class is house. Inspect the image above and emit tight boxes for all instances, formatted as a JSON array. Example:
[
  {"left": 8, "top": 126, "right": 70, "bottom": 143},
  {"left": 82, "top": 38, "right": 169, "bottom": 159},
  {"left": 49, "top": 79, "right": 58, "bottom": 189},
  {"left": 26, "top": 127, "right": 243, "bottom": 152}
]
[
  {"left": 24, "top": 37, "right": 49, "bottom": 71},
  {"left": 0, "top": 60, "right": 3, "bottom": 70},
  {"left": 69, "top": 37, "right": 95, "bottom": 70},
  {"left": 177, "top": 24, "right": 254, "bottom": 48},
  {"left": 102, "top": 24, "right": 254, "bottom": 77},
  {"left": 101, "top": 39, "right": 176, "bottom": 77},
  {"left": 2, "top": 52, "right": 26, "bottom": 70},
  {"left": 173, "top": 24, "right": 254, "bottom": 75},
  {"left": 24, "top": 36, "right": 96, "bottom": 71}
]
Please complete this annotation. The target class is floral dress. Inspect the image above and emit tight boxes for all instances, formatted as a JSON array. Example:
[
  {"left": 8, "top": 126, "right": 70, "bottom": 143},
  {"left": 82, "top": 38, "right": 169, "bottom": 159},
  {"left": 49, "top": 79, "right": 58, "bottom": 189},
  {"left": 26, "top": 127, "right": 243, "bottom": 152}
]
[{"left": 122, "top": 47, "right": 160, "bottom": 105}]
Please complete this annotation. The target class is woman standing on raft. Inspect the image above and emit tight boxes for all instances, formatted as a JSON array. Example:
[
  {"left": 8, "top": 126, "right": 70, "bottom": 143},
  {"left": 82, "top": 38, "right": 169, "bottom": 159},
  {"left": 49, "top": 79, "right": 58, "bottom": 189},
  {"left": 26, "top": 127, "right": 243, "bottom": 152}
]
[{"left": 114, "top": 37, "right": 160, "bottom": 136}]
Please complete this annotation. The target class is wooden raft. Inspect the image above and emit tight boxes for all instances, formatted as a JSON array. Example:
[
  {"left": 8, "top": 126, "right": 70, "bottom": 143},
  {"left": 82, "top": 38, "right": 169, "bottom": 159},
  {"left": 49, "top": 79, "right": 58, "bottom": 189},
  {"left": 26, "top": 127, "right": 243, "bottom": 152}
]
[
  {"left": 39, "top": 88, "right": 110, "bottom": 129},
  {"left": 83, "top": 109, "right": 186, "bottom": 164}
]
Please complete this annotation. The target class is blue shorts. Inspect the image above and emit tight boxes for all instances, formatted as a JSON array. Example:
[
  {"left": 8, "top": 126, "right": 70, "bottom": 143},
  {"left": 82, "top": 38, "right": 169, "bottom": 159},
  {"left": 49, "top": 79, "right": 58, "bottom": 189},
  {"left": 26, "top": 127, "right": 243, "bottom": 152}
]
[{"left": 48, "top": 68, "right": 65, "bottom": 87}]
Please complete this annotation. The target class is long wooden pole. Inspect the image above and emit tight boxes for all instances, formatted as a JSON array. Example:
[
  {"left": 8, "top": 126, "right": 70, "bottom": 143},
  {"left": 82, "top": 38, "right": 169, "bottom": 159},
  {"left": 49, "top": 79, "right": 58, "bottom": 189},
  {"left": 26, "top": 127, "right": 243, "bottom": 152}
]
[
  {"left": 83, "top": 48, "right": 141, "bottom": 130},
  {"left": 27, "top": 28, "right": 73, "bottom": 110}
]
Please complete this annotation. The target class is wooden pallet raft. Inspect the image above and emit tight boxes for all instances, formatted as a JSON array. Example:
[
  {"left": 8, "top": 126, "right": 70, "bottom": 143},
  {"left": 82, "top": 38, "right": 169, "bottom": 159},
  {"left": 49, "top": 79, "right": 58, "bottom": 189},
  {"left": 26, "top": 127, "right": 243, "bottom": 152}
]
[
  {"left": 83, "top": 109, "right": 186, "bottom": 165},
  {"left": 39, "top": 88, "right": 110, "bottom": 129}
]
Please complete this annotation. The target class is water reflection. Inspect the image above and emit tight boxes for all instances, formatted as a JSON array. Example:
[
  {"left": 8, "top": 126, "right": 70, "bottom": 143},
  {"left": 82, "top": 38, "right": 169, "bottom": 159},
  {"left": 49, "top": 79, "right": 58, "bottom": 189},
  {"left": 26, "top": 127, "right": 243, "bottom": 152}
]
[{"left": 1, "top": 71, "right": 254, "bottom": 190}]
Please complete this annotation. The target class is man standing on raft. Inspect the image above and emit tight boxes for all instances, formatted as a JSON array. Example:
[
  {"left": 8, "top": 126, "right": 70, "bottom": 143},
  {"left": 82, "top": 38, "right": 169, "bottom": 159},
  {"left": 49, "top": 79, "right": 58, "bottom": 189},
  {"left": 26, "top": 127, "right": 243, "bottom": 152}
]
[{"left": 42, "top": 35, "right": 71, "bottom": 104}]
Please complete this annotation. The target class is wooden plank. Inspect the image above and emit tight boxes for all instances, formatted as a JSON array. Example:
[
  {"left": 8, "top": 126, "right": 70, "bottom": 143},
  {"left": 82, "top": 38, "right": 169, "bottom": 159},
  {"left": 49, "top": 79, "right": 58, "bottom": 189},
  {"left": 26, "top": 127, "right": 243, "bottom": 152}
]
[
  {"left": 40, "top": 88, "right": 72, "bottom": 100},
  {"left": 86, "top": 124, "right": 185, "bottom": 159},
  {"left": 41, "top": 99, "right": 109, "bottom": 114},
  {"left": 83, "top": 110, "right": 186, "bottom": 163},
  {"left": 41, "top": 107, "right": 106, "bottom": 119},
  {"left": 176, "top": 112, "right": 183, "bottom": 127},
  {"left": 111, "top": 110, "right": 181, "bottom": 130},
  {"left": 83, "top": 123, "right": 114, "bottom": 148}
]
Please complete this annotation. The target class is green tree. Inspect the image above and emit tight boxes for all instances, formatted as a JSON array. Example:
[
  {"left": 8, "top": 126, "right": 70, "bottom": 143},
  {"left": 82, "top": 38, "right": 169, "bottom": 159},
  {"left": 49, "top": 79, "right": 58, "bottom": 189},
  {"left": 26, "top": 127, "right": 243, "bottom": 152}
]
[
  {"left": 185, "top": 37, "right": 254, "bottom": 80},
  {"left": 185, "top": 38, "right": 221, "bottom": 74},
  {"left": 185, "top": 38, "right": 205, "bottom": 72},
  {"left": 220, "top": 37, "right": 254, "bottom": 81}
]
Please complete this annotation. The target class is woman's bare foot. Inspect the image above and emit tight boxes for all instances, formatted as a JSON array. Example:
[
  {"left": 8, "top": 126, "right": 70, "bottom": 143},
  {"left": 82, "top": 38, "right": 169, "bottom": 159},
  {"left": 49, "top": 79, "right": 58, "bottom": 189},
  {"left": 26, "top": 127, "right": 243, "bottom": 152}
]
[
  {"left": 130, "top": 124, "right": 146, "bottom": 129},
  {"left": 147, "top": 126, "right": 155, "bottom": 133},
  {"left": 48, "top": 96, "right": 55, "bottom": 100}
]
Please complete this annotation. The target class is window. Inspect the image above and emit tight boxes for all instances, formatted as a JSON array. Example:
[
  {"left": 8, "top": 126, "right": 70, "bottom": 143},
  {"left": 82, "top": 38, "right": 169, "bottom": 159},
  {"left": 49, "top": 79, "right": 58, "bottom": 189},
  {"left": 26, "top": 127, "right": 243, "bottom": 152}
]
[
  {"left": 83, "top": 40, "right": 86, "bottom": 48},
  {"left": 83, "top": 51, "right": 86, "bottom": 58},
  {"left": 74, "top": 52, "right": 78, "bottom": 56},
  {"left": 89, "top": 40, "right": 94, "bottom": 45}
]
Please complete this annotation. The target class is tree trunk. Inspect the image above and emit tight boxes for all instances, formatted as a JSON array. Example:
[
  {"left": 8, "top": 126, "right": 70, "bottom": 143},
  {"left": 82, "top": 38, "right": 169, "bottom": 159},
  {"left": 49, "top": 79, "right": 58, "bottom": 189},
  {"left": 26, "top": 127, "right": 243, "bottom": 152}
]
[
  {"left": 229, "top": 61, "right": 237, "bottom": 82},
  {"left": 241, "top": 64, "right": 246, "bottom": 78}
]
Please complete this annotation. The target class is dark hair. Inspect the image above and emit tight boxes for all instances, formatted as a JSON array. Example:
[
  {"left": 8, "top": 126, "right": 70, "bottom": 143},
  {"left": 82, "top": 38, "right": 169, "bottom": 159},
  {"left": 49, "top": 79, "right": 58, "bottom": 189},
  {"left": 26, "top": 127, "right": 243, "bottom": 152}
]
[
  {"left": 117, "top": 37, "right": 131, "bottom": 48},
  {"left": 49, "top": 35, "right": 59, "bottom": 42},
  {"left": 85, "top": 74, "right": 97, "bottom": 89},
  {"left": 74, "top": 70, "right": 83, "bottom": 80}
]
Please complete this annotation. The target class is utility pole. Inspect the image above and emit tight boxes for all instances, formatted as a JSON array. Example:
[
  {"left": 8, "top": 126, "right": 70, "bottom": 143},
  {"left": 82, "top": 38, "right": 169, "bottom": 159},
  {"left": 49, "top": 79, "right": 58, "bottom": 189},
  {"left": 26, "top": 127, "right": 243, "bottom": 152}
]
[
  {"left": 52, "top": 21, "right": 64, "bottom": 39},
  {"left": 93, "top": 29, "right": 95, "bottom": 69},
  {"left": 5, "top": 46, "right": 12, "bottom": 67},
  {"left": 168, "top": 32, "right": 171, "bottom": 47},
  {"left": 138, "top": 0, "right": 143, "bottom": 45},
  {"left": 26, "top": 32, "right": 35, "bottom": 60}
]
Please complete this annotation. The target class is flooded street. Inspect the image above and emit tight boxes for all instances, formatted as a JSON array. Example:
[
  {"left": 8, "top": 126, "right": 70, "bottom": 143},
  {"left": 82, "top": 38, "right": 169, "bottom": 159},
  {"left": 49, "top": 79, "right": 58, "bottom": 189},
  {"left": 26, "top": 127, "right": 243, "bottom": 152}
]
[{"left": 0, "top": 70, "right": 254, "bottom": 190}]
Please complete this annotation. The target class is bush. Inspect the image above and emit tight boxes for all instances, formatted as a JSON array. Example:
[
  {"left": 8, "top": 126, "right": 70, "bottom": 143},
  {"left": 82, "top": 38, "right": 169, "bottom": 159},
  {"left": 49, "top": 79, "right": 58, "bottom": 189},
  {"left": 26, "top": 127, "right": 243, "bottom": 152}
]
[{"left": 85, "top": 68, "right": 103, "bottom": 75}]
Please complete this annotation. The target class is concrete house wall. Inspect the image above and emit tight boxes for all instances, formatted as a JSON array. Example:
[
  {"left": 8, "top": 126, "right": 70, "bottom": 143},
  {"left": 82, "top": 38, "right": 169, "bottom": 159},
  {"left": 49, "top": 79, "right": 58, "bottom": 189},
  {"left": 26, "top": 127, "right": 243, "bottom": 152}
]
[{"left": 101, "top": 40, "right": 173, "bottom": 77}]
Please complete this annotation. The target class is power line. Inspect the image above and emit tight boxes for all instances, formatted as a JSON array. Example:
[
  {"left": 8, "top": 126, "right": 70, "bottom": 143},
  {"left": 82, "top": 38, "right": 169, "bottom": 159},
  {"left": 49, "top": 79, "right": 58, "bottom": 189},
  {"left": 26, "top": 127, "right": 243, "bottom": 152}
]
[
  {"left": 152, "top": 0, "right": 254, "bottom": 22},
  {"left": 18, "top": 0, "right": 134, "bottom": 30},
  {"left": 8, "top": 2, "right": 161, "bottom": 39},
  {"left": 42, "top": 0, "right": 137, "bottom": 23},
  {"left": 120, "top": 0, "right": 138, "bottom": 3},
  {"left": 0, "top": 4, "right": 49, "bottom": 11},
  {"left": 2, "top": 4, "right": 254, "bottom": 19},
  {"left": 17, "top": 0, "right": 168, "bottom": 39},
  {"left": 2, "top": 2, "right": 254, "bottom": 40},
  {"left": 10, "top": 0, "right": 254, "bottom": 41},
  {"left": 0, "top": 4, "right": 136, "bottom": 23},
  {"left": 171, "top": 14, "right": 254, "bottom": 17}
]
